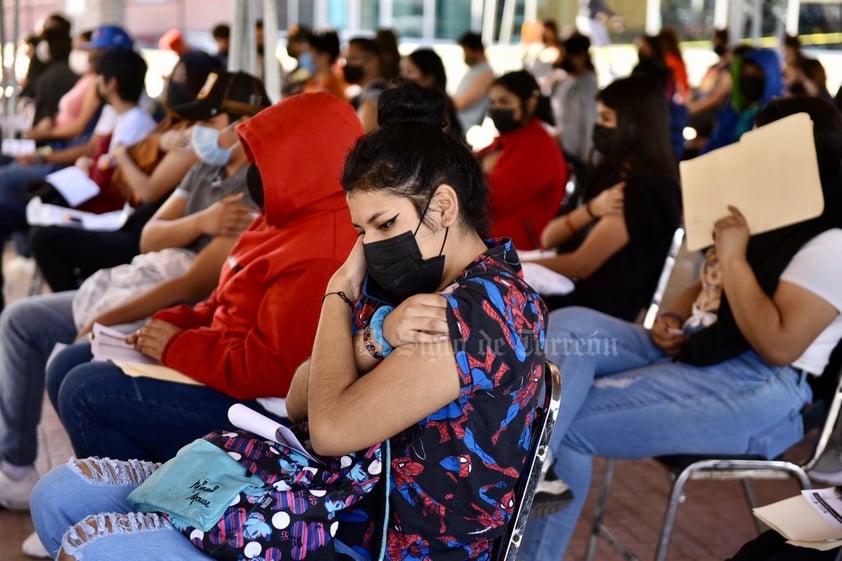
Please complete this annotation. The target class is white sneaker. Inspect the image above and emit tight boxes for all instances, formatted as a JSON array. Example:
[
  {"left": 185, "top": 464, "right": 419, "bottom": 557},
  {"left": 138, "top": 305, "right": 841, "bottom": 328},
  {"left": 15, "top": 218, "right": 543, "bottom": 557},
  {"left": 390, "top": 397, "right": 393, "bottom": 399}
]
[
  {"left": 809, "top": 447, "right": 842, "bottom": 485},
  {"left": 22, "top": 532, "right": 50, "bottom": 559},
  {"left": 0, "top": 466, "right": 38, "bottom": 511}
]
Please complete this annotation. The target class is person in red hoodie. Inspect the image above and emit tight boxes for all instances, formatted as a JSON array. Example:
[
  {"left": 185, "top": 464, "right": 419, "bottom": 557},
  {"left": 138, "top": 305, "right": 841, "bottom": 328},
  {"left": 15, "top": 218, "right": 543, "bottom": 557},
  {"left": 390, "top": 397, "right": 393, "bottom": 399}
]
[
  {"left": 44, "top": 92, "right": 362, "bottom": 462},
  {"left": 477, "top": 70, "right": 568, "bottom": 249}
]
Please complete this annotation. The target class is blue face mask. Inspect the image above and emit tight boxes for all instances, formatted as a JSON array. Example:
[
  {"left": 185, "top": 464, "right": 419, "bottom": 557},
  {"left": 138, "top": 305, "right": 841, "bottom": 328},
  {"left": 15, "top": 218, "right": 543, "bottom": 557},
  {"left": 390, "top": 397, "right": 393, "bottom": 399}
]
[
  {"left": 298, "top": 51, "right": 315, "bottom": 74},
  {"left": 192, "top": 125, "right": 232, "bottom": 166}
]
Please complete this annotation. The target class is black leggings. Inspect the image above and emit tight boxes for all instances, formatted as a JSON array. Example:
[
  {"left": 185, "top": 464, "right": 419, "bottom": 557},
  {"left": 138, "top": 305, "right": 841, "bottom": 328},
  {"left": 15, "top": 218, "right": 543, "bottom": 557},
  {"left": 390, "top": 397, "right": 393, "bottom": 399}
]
[{"left": 727, "top": 530, "right": 840, "bottom": 561}]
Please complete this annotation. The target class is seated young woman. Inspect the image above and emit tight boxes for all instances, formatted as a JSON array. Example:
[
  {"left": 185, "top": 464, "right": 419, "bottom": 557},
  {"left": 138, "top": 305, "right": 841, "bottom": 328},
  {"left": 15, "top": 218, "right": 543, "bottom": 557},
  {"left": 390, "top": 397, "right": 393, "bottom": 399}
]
[
  {"left": 29, "top": 82, "right": 547, "bottom": 561},
  {"left": 532, "top": 74, "right": 682, "bottom": 321},
  {"left": 518, "top": 96, "right": 842, "bottom": 560},
  {"left": 476, "top": 70, "right": 568, "bottom": 250}
]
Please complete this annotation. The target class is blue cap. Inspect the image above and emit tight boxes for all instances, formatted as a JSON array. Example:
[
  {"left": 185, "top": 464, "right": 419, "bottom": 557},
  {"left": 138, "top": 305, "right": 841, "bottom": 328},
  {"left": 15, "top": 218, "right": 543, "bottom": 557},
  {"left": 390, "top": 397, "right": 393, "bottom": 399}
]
[{"left": 86, "top": 25, "right": 134, "bottom": 49}]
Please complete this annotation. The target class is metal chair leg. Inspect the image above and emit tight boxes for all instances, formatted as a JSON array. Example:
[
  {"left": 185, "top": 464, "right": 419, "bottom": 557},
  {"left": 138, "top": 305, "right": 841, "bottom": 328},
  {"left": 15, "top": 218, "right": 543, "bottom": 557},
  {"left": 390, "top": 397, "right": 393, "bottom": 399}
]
[
  {"left": 585, "top": 459, "right": 615, "bottom": 561},
  {"left": 654, "top": 467, "right": 694, "bottom": 561}
]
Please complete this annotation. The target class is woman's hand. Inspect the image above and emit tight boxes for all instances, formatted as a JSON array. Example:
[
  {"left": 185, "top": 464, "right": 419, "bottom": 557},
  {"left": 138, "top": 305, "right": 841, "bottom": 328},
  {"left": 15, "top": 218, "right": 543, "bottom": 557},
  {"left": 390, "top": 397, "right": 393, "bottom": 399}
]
[
  {"left": 588, "top": 181, "right": 625, "bottom": 218},
  {"left": 328, "top": 237, "right": 367, "bottom": 301},
  {"left": 383, "top": 293, "right": 450, "bottom": 347},
  {"left": 198, "top": 192, "right": 256, "bottom": 237},
  {"left": 650, "top": 314, "right": 687, "bottom": 355},
  {"left": 127, "top": 320, "right": 183, "bottom": 362},
  {"left": 713, "top": 205, "right": 750, "bottom": 265}
]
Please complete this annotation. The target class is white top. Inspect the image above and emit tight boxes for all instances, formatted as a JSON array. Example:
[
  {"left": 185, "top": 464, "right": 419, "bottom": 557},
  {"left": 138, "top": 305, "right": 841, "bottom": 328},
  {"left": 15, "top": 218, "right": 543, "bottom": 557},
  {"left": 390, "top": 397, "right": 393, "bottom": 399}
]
[
  {"left": 109, "top": 106, "right": 156, "bottom": 151},
  {"left": 780, "top": 228, "right": 842, "bottom": 374}
]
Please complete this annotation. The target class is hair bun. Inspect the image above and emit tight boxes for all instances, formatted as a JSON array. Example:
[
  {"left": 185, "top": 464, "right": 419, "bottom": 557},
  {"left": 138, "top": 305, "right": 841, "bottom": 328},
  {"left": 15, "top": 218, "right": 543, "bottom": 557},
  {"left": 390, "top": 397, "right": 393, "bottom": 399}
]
[{"left": 377, "top": 80, "right": 449, "bottom": 129}]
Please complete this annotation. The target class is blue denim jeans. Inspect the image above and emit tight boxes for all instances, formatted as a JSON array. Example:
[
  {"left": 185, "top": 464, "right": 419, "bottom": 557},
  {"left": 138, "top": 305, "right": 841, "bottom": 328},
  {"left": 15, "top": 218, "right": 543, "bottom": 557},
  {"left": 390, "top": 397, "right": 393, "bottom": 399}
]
[
  {"left": 0, "top": 161, "right": 60, "bottom": 235},
  {"left": 519, "top": 307, "right": 812, "bottom": 560},
  {"left": 0, "top": 291, "right": 77, "bottom": 467},
  {"left": 46, "top": 343, "right": 287, "bottom": 462},
  {"left": 31, "top": 458, "right": 213, "bottom": 559}
]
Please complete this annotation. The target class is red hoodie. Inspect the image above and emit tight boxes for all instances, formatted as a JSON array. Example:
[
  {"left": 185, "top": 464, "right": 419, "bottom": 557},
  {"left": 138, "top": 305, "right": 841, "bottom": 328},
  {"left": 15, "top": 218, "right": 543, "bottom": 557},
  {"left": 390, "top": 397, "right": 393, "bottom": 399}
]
[{"left": 153, "top": 93, "right": 362, "bottom": 399}]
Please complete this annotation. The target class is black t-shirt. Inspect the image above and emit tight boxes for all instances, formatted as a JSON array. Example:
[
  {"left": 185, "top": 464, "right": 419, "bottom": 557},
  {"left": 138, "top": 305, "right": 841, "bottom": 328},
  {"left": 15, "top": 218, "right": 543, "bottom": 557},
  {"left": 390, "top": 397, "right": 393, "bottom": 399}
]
[
  {"left": 546, "top": 168, "right": 682, "bottom": 321},
  {"left": 32, "top": 61, "right": 78, "bottom": 126}
]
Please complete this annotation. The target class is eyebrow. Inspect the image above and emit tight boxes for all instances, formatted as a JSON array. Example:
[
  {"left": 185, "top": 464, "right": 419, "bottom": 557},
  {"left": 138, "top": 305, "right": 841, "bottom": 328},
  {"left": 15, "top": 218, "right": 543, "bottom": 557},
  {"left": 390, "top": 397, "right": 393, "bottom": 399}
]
[{"left": 350, "top": 210, "right": 396, "bottom": 229}]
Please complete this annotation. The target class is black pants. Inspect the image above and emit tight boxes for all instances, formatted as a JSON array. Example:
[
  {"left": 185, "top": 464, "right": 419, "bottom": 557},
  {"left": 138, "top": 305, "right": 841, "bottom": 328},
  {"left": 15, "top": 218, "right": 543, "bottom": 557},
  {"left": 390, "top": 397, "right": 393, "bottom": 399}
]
[
  {"left": 29, "top": 203, "right": 160, "bottom": 292},
  {"left": 727, "top": 530, "right": 840, "bottom": 561}
]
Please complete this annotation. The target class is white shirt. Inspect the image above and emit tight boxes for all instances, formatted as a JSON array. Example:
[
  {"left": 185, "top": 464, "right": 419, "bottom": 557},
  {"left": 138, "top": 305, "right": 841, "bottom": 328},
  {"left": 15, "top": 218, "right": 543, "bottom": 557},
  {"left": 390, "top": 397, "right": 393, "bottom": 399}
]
[
  {"left": 108, "top": 106, "right": 156, "bottom": 151},
  {"left": 780, "top": 228, "right": 842, "bottom": 374}
]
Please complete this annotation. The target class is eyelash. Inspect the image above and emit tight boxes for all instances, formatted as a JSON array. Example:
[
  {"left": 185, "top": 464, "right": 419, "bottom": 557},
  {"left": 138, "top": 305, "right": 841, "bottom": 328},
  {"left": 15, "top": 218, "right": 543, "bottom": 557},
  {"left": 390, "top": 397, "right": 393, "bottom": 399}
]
[{"left": 378, "top": 218, "right": 396, "bottom": 231}]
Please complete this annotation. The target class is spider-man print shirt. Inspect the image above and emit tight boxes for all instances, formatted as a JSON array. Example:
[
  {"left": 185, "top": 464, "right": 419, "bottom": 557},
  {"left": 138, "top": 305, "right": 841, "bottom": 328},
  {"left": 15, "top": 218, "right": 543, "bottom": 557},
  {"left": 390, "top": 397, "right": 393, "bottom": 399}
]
[{"left": 346, "top": 238, "right": 547, "bottom": 561}]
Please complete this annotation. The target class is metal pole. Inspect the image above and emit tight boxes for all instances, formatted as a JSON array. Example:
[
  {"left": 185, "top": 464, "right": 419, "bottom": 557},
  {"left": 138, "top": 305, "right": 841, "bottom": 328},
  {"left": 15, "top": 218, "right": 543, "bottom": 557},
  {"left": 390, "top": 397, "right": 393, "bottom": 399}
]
[
  {"left": 645, "top": 0, "right": 662, "bottom": 35},
  {"left": 229, "top": 0, "right": 258, "bottom": 75},
  {"left": 713, "top": 0, "right": 729, "bottom": 30},
  {"left": 499, "top": 0, "right": 516, "bottom": 45},
  {"left": 380, "top": 0, "right": 393, "bottom": 28},
  {"left": 785, "top": 0, "right": 800, "bottom": 35},
  {"left": 524, "top": 0, "right": 537, "bottom": 24},
  {"left": 751, "top": 0, "right": 761, "bottom": 45},
  {"left": 422, "top": 0, "right": 435, "bottom": 40},
  {"left": 287, "top": 0, "right": 298, "bottom": 29},
  {"left": 482, "top": 0, "right": 498, "bottom": 45},
  {"left": 728, "top": 0, "right": 743, "bottom": 45},
  {"left": 263, "top": 0, "right": 280, "bottom": 102},
  {"left": 471, "top": 0, "right": 484, "bottom": 31}
]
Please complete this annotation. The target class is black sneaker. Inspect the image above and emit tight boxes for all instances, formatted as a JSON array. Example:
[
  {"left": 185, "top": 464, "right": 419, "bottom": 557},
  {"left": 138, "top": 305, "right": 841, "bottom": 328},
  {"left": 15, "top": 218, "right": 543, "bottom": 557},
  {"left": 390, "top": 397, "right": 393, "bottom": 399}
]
[{"left": 528, "top": 479, "right": 574, "bottom": 519}]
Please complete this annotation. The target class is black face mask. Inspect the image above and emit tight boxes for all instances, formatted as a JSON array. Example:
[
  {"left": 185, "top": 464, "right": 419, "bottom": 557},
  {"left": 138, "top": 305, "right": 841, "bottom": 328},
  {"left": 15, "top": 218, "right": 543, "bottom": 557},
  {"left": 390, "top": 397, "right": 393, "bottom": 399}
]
[
  {"left": 740, "top": 75, "right": 765, "bottom": 105},
  {"left": 363, "top": 217, "right": 448, "bottom": 300},
  {"left": 166, "top": 81, "right": 189, "bottom": 109},
  {"left": 713, "top": 44, "right": 726, "bottom": 57},
  {"left": 489, "top": 108, "right": 521, "bottom": 134},
  {"left": 342, "top": 64, "right": 364, "bottom": 85},
  {"left": 591, "top": 124, "right": 617, "bottom": 156},
  {"left": 246, "top": 163, "right": 264, "bottom": 211},
  {"left": 559, "top": 57, "right": 576, "bottom": 73}
]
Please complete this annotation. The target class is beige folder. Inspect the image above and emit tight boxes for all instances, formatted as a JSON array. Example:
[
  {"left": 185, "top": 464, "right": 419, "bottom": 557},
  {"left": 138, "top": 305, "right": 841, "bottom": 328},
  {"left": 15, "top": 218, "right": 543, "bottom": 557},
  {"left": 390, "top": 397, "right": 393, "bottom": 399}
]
[{"left": 680, "top": 113, "right": 824, "bottom": 252}]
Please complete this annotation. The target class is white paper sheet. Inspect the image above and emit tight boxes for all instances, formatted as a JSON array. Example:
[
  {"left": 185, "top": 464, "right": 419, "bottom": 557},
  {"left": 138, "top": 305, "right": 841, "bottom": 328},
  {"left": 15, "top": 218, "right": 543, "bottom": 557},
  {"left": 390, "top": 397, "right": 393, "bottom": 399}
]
[
  {"left": 679, "top": 113, "right": 824, "bottom": 251},
  {"left": 26, "top": 197, "right": 134, "bottom": 231},
  {"left": 91, "top": 323, "right": 156, "bottom": 364},
  {"left": 1, "top": 138, "right": 35, "bottom": 157},
  {"left": 45, "top": 166, "right": 101, "bottom": 207},
  {"left": 228, "top": 403, "right": 318, "bottom": 462}
]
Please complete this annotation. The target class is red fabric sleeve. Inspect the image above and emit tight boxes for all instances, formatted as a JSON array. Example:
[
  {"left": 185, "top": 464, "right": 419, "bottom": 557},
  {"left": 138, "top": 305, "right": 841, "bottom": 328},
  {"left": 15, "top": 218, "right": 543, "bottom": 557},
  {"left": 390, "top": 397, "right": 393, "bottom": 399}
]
[
  {"left": 487, "top": 135, "right": 566, "bottom": 211},
  {"left": 159, "top": 260, "right": 338, "bottom": 400},
  {"left": 152, "top": 296, "right": 219, "bottom": 330}
]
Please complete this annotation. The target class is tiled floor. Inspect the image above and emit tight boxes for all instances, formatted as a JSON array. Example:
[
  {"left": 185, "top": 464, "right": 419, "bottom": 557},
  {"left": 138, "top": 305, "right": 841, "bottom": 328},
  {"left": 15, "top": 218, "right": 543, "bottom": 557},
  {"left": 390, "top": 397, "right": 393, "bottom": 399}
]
[{"left": 0, "top": 247, "right": 824, "bottom": 561}]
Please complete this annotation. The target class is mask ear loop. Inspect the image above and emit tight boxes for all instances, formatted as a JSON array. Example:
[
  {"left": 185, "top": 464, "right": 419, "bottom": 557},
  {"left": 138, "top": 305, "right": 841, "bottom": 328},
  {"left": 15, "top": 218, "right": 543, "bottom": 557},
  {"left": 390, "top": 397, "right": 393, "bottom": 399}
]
[{"left": 438, "top": 227, "right": 449, "bottom": 256}]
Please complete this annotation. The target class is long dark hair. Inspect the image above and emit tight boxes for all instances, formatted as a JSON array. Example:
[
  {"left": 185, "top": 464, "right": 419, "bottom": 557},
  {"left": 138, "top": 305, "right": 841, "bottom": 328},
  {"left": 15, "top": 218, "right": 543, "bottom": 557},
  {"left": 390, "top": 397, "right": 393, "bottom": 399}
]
[
  {"left": 492, "top": 70, "right": 555, "bottom": 126},
  {"left": 407, "top": 48, "right": 447, "bottom": 91},
  {"left": 342, "top": 82, "right": 489, "bottom": 237},
  {"left": 595, "top": 74, "right": 678, "bottom": 180}
]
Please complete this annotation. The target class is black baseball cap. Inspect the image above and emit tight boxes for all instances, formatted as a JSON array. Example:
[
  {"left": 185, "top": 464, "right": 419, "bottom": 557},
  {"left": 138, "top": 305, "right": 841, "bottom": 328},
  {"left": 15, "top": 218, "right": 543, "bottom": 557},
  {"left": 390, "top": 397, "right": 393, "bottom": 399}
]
[{"left": 171, "top": 70, "right": 270, "bottom": 121}]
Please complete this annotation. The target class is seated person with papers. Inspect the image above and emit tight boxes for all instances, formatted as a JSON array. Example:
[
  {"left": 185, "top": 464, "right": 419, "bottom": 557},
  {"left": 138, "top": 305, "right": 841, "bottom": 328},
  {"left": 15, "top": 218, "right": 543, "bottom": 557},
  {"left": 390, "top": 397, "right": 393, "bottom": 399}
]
[
  {"left": 517, "top": 96, "right": 842, "bottom": 561},
  {"left": 521, "top": 75, "right": 682, "bottom": 322},
  {"left": 728, "top": 487, "right": 842, "bottom": 560},
  {"left": 44, "top": 92, "right": 361, "bottom": 464}
]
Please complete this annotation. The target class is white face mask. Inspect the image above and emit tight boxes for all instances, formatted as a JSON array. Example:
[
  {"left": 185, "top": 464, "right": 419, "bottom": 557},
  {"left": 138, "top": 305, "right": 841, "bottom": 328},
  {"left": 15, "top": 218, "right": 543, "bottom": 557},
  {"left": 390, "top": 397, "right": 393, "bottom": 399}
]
[
  {"left": 35, "top": 40, "right": 51, "bottom": 63},
  {"left": 68, "top": 49, "right": 90, "bottom": 74}
]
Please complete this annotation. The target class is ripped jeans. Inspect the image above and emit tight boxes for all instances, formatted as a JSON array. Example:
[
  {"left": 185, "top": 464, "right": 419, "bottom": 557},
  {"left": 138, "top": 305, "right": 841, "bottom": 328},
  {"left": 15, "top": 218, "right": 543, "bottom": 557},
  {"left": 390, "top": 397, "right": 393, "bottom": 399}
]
[{"left": 30, "top": 458, "right": 213, "bottom": 560}]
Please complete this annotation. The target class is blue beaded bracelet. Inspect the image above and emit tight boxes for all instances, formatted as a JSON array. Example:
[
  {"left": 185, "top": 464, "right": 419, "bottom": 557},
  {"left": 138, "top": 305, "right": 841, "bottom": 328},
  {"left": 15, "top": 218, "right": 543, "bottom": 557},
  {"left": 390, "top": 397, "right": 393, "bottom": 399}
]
[{"left": 368, "top": 305, "right": 394, "bottom": 358}]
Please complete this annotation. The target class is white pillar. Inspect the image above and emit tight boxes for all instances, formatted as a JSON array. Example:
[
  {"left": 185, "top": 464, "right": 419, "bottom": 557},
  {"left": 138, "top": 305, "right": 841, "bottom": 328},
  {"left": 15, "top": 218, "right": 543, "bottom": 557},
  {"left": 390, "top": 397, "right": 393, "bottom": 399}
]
[
  {"left": 65, "top": 0, "right": 125, "bottom": 30},
  {"left": 482, "top": 0, "right": 498, "bottom": 45},
  {"left": 499, "top": 0, "right": 517, "bottom": 44},
  {"left": 524, "top": 0, "right": 537, "bottom": 24},
  {"left": 471, "top": 0, "right": 484, "bottom": 31},
  {"left": 230, "top": 0, "right": 258, "bottom": 75},
  {"left": 750, "top": 0, "right": 762, "bottom": 45},
  {"left": 380, "top": 0, "right": 393, "bottom": 28},
  {"left": 347, "top": 0, "right": 361, "bottom": 33},
  {"left": 713, "top": 0, "right": 729, "bottom": 30},
  {"left": 314, "top": 0, "right": 329, "bottom": 29},
  {"left": 785, "top": 0, "right": 800, "bottom": 35},
  {"left": 645, "top": 0, "right": 662, "bottom": 35},
  {"left": 728, "top": 0, "right": 743, "bottom": 44},
  {"left": 263, "top": 0, "right": 280, "bottom": 102},
  {"left": 422, "top": 0, "right": 436, "bottom": 40},
  {"left": 287, "top": 0, "right": 298, "bottom": 30}
]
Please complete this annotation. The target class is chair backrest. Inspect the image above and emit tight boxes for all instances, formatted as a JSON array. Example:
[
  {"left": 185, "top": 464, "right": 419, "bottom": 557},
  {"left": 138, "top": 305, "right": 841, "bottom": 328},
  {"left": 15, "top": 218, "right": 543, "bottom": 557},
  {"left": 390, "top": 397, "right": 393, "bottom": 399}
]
[
  {"left": 493, "top": 360, "right": 562, "bottom": 561},
  {"left": 642, "top": 227, "right": 686, "bottom": 329},
  {"left": 801, "top": 357, "right": 842, "bottom": 472}
]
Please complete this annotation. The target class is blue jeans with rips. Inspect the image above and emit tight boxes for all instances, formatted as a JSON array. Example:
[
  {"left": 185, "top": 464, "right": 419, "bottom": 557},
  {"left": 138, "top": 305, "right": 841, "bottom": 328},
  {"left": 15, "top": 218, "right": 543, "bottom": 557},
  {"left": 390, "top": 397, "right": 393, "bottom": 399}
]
[
  {"left": 519, "top": 307, "right": 812, "bottom": 560},
  {"left": 31, "top": 458, "right": 213, "bottom": 559}
]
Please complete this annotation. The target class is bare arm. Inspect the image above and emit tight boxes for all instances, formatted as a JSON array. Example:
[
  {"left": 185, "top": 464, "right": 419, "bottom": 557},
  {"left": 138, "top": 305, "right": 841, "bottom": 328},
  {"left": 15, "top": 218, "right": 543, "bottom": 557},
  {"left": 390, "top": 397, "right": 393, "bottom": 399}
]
[
  {"left": 716, "top": 207, "right": 838, "bottom": 365},
  {"left": 285, "top": 360, "right": 311, "bottom": 423},
  {"left": 535, "top": 212, "right": 629, "bottom": 279},
  {"left": 113, "top": 143, "right": 197, "bottom": 203},
  {"left": 43, "top": 135, "right": 98, "bottom": 165},
  {"left": 452, "top": 69, "right": 495, "bottom": 111},
  {"left": 358, "top": 99, "right": 378, "bottom": 133}
]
